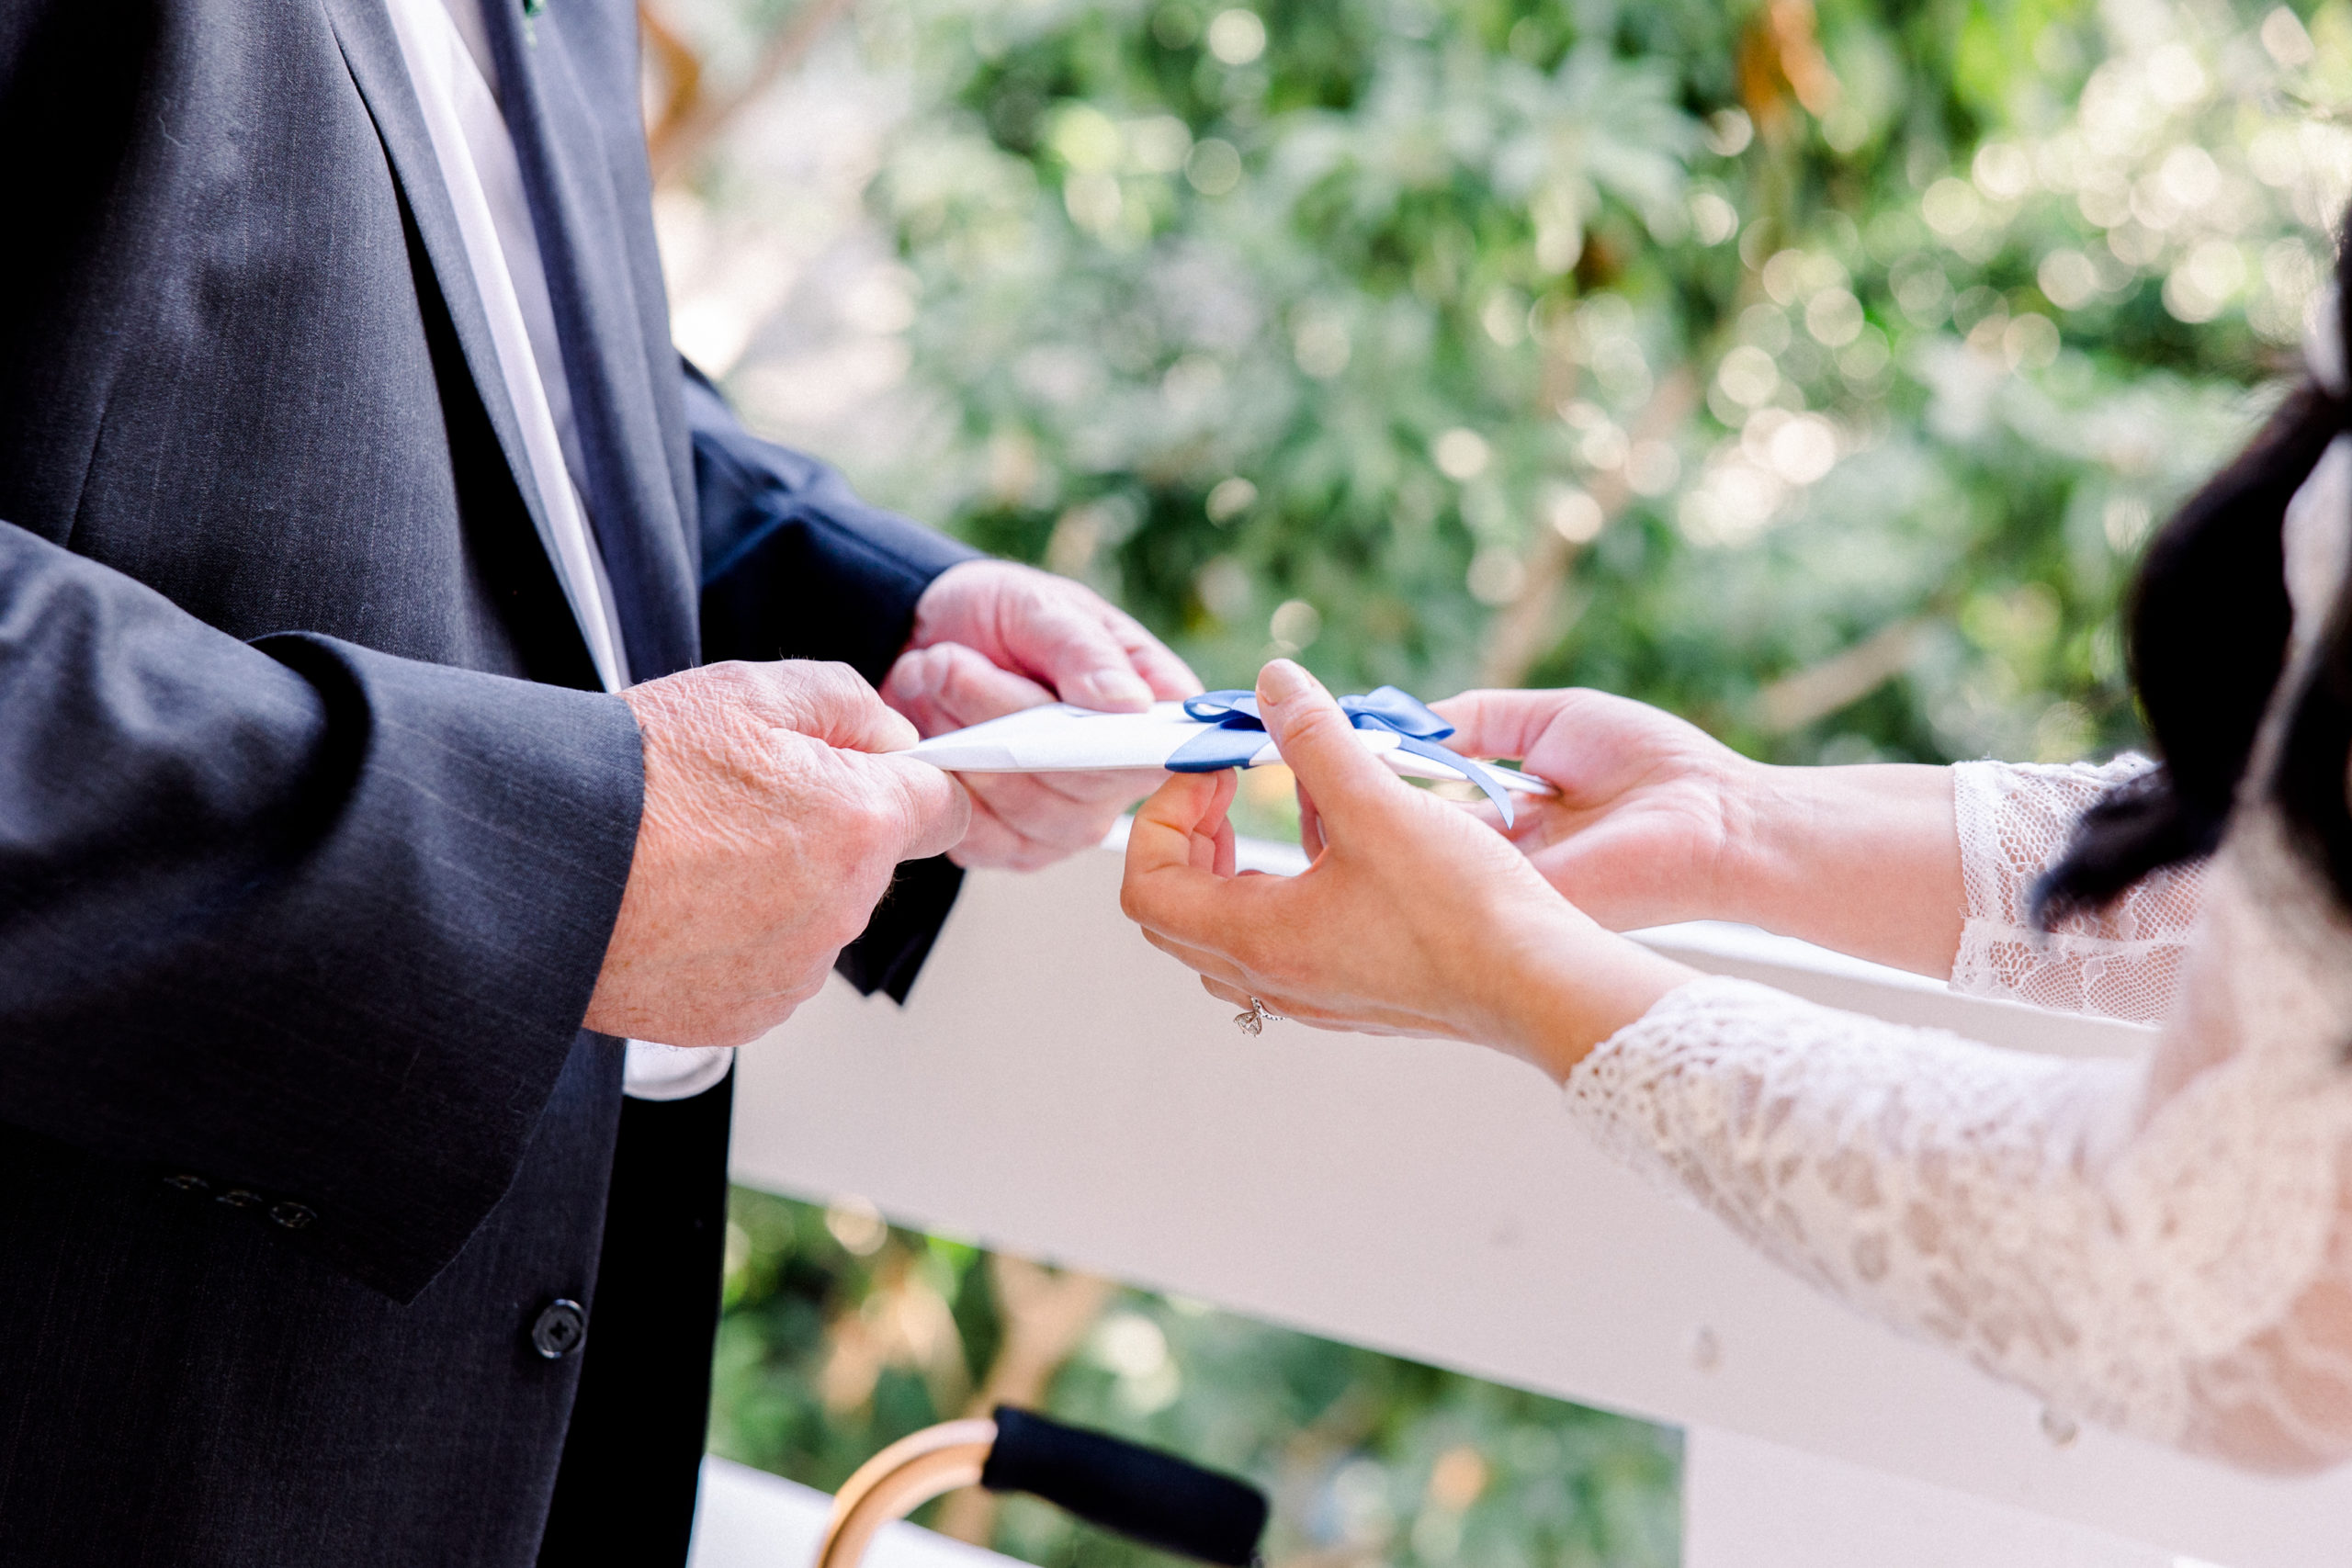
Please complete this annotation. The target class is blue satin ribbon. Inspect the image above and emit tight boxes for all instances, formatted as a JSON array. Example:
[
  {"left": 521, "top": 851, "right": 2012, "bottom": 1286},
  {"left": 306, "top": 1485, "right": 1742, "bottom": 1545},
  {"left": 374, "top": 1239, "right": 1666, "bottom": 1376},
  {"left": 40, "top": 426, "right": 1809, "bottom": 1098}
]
[{"left": 1166, "top": 685, "right": 1517, "bottom": 826}]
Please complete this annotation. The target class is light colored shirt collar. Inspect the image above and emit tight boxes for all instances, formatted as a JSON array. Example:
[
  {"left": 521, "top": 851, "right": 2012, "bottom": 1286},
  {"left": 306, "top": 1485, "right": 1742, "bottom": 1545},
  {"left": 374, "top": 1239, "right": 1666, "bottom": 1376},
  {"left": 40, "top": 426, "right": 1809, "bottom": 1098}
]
[
  {"left": 382, "top": 0, "right": 630, "bottom": 693},
  {"left": 388, "top": 0, "right": 732, "bottom": 1098}
]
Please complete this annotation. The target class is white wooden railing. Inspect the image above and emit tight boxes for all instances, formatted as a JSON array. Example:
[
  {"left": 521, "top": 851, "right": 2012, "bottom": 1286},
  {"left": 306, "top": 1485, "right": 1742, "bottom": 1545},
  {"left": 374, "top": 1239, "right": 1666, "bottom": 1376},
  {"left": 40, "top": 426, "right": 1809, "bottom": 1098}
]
[{"left": 728, "top": 836, "right": 2352, "bottom": 1568}]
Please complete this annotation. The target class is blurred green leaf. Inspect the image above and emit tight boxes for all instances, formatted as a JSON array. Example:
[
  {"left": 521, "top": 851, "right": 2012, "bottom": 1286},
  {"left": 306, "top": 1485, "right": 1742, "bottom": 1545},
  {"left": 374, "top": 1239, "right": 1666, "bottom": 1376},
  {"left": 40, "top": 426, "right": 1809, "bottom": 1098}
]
[{"left": 711, "top": 1189, "right": 1679, "bottom": 1566}]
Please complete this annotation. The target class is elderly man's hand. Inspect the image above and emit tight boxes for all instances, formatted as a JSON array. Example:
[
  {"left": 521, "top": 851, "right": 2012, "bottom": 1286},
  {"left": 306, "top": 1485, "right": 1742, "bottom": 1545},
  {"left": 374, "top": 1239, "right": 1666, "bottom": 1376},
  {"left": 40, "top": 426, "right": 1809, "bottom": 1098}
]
[
  {"left": 883, "top": 559, "right": 1201, "bottom": 871},
  {"left": 583, "top": 660, "right": 969, "bottom": 1048}
]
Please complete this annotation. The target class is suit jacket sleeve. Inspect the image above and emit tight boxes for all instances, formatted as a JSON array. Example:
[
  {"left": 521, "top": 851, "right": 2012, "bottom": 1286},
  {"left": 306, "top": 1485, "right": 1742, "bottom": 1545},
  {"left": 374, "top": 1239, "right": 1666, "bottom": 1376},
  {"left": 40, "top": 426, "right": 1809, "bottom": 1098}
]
[
  {"left": 683, "top": 365, "right": 980, "bottom": 1002},
  {"left": 0, "top": 522, "right": 644, "bottom": 1303}
]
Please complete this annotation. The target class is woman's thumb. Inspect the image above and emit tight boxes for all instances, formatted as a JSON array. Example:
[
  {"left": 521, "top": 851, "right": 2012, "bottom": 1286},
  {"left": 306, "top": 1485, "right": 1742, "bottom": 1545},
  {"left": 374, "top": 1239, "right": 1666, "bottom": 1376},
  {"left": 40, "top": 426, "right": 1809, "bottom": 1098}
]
[{"left": 1258, "top": 660, "right": 1396, "bottom": 824}]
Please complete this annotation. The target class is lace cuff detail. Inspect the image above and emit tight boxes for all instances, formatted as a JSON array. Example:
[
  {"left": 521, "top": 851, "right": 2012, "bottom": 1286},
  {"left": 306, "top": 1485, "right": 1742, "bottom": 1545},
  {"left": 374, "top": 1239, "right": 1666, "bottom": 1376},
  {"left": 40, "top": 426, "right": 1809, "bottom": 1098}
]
[
  {"left": 1566, "top": 975, "right": 2352, "bottom": 1465},
  {"left": 1950, "top": 756, "right": 2204, "bottom": 1022}
]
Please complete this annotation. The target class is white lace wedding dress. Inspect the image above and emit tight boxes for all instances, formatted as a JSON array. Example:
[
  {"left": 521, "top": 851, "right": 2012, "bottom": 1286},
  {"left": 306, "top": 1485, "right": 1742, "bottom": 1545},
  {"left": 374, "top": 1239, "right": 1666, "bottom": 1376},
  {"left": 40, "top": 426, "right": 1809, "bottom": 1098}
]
[{"left": 1565, "top": 441, "right": 2352, "bottom": 1473}]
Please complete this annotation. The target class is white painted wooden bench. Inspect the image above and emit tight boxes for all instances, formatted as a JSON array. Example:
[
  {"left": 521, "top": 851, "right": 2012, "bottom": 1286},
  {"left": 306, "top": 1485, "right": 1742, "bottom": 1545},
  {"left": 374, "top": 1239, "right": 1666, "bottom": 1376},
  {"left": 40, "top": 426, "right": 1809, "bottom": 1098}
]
[{"left": 713, "top": 833, "right": 2346, "bottom": 1568}]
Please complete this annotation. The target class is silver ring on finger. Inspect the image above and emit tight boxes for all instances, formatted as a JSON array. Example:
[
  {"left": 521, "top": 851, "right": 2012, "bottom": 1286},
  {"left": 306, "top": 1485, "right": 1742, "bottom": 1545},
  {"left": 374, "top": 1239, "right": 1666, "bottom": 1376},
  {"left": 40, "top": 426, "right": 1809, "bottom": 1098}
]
[{"left": 1233, "top": 996, "right": 1283, "bottom": 1036}]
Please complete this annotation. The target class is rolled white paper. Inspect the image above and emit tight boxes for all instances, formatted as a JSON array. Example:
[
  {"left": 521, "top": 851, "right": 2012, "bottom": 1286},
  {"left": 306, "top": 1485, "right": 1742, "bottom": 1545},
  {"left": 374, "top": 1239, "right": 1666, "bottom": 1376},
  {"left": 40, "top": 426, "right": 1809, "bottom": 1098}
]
[{"left": 896, "top": 702, "right": 1554, "bottom": 795}]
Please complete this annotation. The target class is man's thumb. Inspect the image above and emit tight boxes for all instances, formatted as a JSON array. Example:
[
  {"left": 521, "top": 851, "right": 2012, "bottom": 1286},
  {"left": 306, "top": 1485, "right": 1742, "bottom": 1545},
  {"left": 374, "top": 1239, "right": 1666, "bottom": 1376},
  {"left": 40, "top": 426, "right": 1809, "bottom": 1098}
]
[
  {"left": 1257, "top": 660, "right": 1395, "bottom": 823},
  {"left": 862, "top": 751, "right": 972, "bottom": 862},
  {"left": 783, "top": 661, "right": 920, "bottom": 754}
]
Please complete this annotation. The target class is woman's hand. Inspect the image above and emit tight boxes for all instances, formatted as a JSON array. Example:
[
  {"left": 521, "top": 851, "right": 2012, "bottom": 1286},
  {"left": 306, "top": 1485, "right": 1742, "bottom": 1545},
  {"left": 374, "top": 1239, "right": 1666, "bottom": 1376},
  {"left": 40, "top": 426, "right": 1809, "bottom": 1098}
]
[
  {"left": 1431, "top": 688, "right": 1758, "bottom": 932},
  {"left": 1120, "top": 661, "right": 1695, "bottom": 1078},
  {"left": 1436, "top": 687, "right": 1966, "bottom": 977}
]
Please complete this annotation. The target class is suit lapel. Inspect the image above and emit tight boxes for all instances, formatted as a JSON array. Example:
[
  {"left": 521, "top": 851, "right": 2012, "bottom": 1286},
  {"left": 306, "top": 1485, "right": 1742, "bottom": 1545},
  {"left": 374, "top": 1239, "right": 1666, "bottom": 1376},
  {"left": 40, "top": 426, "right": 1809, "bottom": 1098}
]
[
  {"left": 318, "top": 0, "right": 581, "bottom": 635},
  {"left": 479, "top": 0, "right": 701, "bottom": 680}
]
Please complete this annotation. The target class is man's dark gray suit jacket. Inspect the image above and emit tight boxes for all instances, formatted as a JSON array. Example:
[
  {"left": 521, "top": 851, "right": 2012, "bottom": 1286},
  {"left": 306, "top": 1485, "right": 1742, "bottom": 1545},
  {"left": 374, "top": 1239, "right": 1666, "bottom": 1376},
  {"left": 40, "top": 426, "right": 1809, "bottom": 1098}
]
[{"left": 0, "top": 0, "right": 978, "bottom": 1562}]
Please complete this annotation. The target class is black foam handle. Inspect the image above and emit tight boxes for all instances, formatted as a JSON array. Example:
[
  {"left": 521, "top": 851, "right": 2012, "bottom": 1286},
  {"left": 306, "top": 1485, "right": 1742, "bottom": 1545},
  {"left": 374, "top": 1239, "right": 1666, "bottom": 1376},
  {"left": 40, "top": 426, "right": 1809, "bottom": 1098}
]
[{"left": 979, "top": 1406, "right": 1268, "bottom": 1566}]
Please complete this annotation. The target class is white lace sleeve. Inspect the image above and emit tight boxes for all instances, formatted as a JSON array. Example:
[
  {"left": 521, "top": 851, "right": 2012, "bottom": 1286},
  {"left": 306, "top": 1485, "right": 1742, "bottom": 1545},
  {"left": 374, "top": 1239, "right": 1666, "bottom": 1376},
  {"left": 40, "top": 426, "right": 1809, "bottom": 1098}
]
[
  {"left": 1950, "top": 755, "right": 2206, "bottom": 1022},
  {"left": 1567, "top": 821, "right": 2352, "bottom": 1472}
]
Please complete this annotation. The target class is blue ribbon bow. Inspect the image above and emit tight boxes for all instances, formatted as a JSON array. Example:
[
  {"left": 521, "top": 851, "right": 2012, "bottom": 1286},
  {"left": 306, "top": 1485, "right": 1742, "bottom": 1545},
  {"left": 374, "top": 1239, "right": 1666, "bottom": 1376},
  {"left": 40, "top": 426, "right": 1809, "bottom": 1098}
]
[{"left": 1166, "top": 685, "right": 1517, "bottom": 826}]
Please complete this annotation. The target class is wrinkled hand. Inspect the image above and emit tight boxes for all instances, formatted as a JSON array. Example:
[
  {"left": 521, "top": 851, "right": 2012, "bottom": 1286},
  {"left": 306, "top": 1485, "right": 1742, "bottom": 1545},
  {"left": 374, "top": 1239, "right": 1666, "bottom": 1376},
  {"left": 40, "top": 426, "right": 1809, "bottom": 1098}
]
[
  {"left": 585, "top": 660, "right": 969, "bottom": 1048},
  {"left": 1120, "top": 661, "right": 1691, "bottom": 1077},
  {"left": 1430, "top": 688, "right": 1758, "bottom": 932},
  {"left": 884, "top": 559, "right": 1200, "bottom": 870}
]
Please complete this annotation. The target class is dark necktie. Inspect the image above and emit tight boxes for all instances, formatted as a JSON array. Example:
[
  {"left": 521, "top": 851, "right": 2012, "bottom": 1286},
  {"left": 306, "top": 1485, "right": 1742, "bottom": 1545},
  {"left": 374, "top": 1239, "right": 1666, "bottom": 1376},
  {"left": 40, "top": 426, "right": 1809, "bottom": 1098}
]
[{"left": 474, "top": 0, "right": 702, "bottom": 681}]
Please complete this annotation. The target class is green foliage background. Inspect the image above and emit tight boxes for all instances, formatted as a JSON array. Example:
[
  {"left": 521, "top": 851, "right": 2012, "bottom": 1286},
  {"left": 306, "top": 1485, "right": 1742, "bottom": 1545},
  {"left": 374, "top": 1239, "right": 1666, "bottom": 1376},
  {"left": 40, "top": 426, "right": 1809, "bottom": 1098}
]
[
  {"left": 711, "top": 1189, "right": 1679, "bottom": 1567},
  {"left": 849, "top": 0, "right": 2343, "bottom": 767},
  {"left": 666, "top": 0, "right": 2352, "bottom": 1561}
]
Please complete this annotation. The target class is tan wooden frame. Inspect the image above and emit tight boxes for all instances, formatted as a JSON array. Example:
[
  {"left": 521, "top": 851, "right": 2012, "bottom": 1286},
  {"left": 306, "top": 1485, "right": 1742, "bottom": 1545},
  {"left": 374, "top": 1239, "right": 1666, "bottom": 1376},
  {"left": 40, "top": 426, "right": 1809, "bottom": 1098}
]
[{"left": 809, "top": 1417, "right": 999, "bottom": 1568}]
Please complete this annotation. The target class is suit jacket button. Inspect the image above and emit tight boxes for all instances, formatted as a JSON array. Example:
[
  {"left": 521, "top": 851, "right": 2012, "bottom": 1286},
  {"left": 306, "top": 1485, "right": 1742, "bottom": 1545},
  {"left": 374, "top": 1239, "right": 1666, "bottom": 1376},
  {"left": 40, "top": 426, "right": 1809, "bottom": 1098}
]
[
  {"left": 269, "top": 1201, "right": 317, "bottom": 1230},
  {"left": 215, "top": 1188, "right": 265, "bottom": 1209},
  {"left": 530, "top": 1299, "right": 588, "bottom": 1360},
  {"left": 163, "top": 1174, "right": 211, "bottom": 1195}
]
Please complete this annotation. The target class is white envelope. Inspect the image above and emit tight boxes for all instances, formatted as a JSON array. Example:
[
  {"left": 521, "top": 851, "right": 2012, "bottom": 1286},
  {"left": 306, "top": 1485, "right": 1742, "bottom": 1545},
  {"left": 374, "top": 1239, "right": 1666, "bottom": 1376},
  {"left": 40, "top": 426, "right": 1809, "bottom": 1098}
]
[{"left": 896, "top": 702, "right": 1554, "bottom": 795}]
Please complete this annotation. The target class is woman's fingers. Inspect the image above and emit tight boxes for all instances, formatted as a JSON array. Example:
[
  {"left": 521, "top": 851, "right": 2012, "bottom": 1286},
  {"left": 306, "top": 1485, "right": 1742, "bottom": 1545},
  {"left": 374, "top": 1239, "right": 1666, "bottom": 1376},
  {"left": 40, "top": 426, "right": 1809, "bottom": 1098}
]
[
  {"left": 1145, "top": 929, "right": 1255, "bottom": 989},
  {"left": 1124, "top": 771, "right": 1245, "bottom": 928},
  {"left": 1128, "top": 771, "right": 1228, "bottom": 852},
  {"left": 1177, "top": 770, "right": 1238, "bottom": 874},
  {"left": 1209, "top": 800, "right": 1238, "bottom": 876},
  {"left": 1148, "top": 929, "right": 1347, "bottom": 1024},
  {"left": 1429, "top": 688, "right": 1566, "bottom": 765},
  {"left": 1255, "top": 660, "right": 1410, "bottom": 834},
  {"left": 1201, "top": 976, "right": 1251, "bottom": 1008},
  {"left": 1430, "top": 688, "right": 1635, "bottom": 801},
  {"left": 1130, "top": 862, "right": 1283, "bottom": 951},
  {"left": 1198, "top": 976, "right": 1388, "bottom": 1032},
  {"left": 1296, "top": 778, "right": 1327, "bottom": 858},
  {"left": 1454, "top": 791, "right": 1567, "bottom": 848}
]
